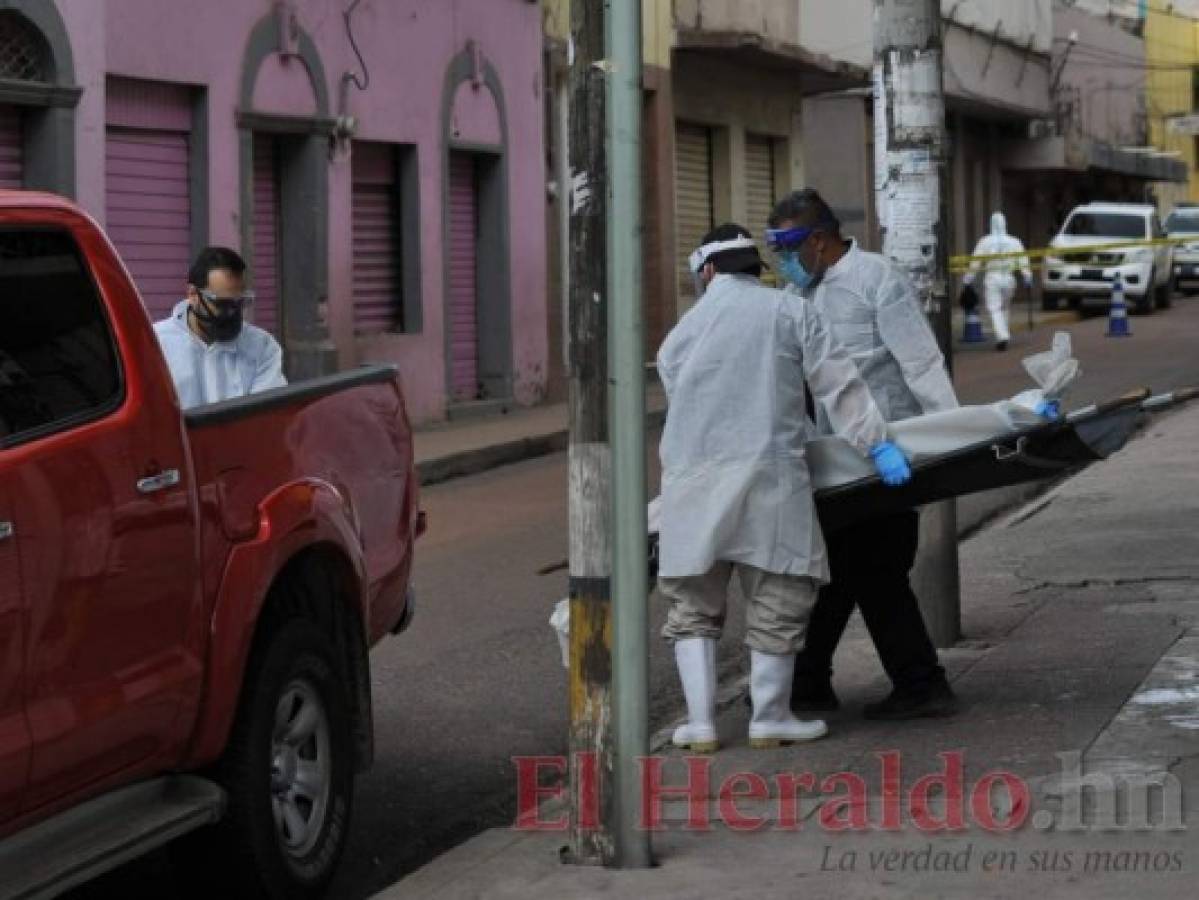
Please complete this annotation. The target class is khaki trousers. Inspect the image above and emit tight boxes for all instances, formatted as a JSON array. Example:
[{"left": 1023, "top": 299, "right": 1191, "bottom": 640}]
[{"left": 659, "top": 562, "right": 819, "bottom": 655}]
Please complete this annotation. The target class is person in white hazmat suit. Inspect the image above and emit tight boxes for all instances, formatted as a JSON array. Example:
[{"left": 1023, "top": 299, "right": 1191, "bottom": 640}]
[
  {"left": 657, "top": 223, "right": 912, "bottom": 752},
  {"left": 963, "top": 212, "right": 1033, "bottom": 351},
  {"left": 154, "top": 246, "right": 287, "bottom": 410},
  {"left": 768, "top": 188, "right": 960, "bottom": 720}
]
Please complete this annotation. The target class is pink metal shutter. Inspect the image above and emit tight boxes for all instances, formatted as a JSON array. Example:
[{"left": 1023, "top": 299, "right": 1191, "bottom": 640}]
[
  {"left": 351, "top": 143, "right": 401, "bottom": 333},
  {"left": 447, "top": 153, "right": 479, "bottom": 402},
  {"left": 0, "top": 105, "right": 21, "bottom": 189},
  {"left": 252, "top": 135, "right": 281, "bottom": 336},
  {"left": 105, "top": 80, "right": 193, "bottom": 322}
]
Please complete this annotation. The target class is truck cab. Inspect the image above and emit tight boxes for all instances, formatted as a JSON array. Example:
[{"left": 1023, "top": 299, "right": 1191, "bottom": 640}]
[
  {"left": 0, "top": 191, "right": 420, "bottom": 898},
  {"left": 1042, "top": 202, "right": 1172, "bottom": 315}
]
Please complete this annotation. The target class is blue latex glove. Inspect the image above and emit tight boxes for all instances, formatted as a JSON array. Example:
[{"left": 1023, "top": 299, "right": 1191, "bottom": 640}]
[
  {"left": 870, "top": 441, "right": 912, "bottom": 487},
  {"left": 1035, "top": 399, "right": 1061, "bottom": 421}
]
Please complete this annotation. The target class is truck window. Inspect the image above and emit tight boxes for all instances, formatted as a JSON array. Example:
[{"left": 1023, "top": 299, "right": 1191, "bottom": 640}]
[
  {"left": 1062, "top": 213, "right": 1147, "bottom": 239},
  {"left": 1165, "top": 210, "right": 1199, "bottom": 234},
  {"left": 0, "top": 229, "right": 123, "bottom": 445}
]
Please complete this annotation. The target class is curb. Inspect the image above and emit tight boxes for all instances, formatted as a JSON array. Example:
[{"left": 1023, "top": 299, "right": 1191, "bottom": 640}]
[{"left": 417, "top": 408, "right": 668, "bottom": 487}]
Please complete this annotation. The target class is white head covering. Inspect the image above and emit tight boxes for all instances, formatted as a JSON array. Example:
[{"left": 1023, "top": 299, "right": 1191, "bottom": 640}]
[{"left": 688, "top": 235, "right": 757, "bottom": 273}]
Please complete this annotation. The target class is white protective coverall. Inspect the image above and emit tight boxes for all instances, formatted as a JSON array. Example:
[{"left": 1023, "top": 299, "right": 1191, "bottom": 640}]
[
  {"left": 154, "top": 300, "right": 287, "bottom": 409},
  {"left": 656, "top": 273, "right": 888, "bottom": 583},
  {"left": 792, "top": 239, "right": 959, "bottom": 429},
  {"left": 964, "top": 212, "right": 1033, "bottom": 344}
]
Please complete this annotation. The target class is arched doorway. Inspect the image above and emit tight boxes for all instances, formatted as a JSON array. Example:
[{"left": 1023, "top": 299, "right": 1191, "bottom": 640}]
[
  {"left": 237, "top": 9, "right": 335, "bottom": 379},
  {"left": 441, "top": 45, "right": 512, "bottom": 408},
  {"left": 0, "top": 2, "right": 79, "bottom": 196}
]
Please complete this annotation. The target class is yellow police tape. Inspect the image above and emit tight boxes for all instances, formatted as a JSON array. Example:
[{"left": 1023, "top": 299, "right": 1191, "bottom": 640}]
[{"left": 947, "top": 236, "right": 1194, "bottom": 274}]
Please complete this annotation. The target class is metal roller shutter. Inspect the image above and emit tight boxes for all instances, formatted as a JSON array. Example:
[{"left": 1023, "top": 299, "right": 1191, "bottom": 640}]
[
  {"left": 447, "top": 152, "right": 479, "bottom": 402},
  {"left": 0, "top": 105, "right": 20, "bottom": 190},
  {"left": 105, "top": 80, "right": 194, "bottom": 322},
  {"left": 251, "top": 135, "right": 281, "bottom": 337},
  {"left": 674, "top": 123, "right": 713, "bottom": 310},
  {"left": 352, "top": 142, "right": 402, "bottom": 333},
  {"left": 745, "top": 134, "right": 776, "bottom": 245}
]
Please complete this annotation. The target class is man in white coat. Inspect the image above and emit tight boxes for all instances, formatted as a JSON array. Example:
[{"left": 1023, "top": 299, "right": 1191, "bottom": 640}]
[
  {"left": 154, "top": 246, "right": 286, "bottom": 409},
  {"left": 769, "top": 189, "right": 960, "bottom": 721},
  {"left": 657, "top": 223, "right": 912, "bottom": 752},
  {"left": 963, "top": 212, "right": 1033, "bottom": 351}
]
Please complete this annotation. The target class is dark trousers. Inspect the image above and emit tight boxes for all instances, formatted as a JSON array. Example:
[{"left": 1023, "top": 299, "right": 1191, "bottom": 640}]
[{"left": 795, "top": 509, "right": 945, "bottom": 691}]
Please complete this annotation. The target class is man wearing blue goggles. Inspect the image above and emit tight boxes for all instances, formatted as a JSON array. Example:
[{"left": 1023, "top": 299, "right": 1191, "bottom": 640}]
[
  {"left": 766, "top": 188, "right": 961, "bottom": 723},
  {"left": 765, "top": 221, "right": 835, "bottom": 290}
]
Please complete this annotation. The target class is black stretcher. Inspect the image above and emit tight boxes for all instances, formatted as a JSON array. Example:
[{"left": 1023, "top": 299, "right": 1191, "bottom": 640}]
[
  {"left": 648, "top": 386, "right": 1197, "bottom": 579},
  {"left": 812, "top": 387, "right": 1189, "bottom": 533}
]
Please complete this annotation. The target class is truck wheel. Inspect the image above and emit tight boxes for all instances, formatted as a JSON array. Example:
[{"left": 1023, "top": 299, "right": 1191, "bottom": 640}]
[
  {"left": 1041, "top": 292, "right": 1061, "bottom": 311},
  {"left": 174, "top": 618, "right": 354, "bottom": 899}
]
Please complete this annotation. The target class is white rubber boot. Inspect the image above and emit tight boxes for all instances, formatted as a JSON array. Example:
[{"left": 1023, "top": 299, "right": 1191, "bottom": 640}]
[
  {"left": 749, "top": 650, "right": 828, "bottom": 748},
  {"left": 671, "top": 638, "right": 719, "bottom": 753}
]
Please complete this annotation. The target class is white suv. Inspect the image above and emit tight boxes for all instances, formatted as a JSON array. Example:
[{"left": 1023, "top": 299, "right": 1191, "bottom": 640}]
[
  {"left": 1042, "top": 202, "right": 1172, "bottom": 314},
  {"left": 1166, "top": 205, "right": 1199, "bottom": 295}
]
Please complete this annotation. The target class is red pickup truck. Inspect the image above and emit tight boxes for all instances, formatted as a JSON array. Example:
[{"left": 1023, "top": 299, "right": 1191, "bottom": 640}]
[{"left": 0, "top": 192, "right": 421, "bottom": 898}]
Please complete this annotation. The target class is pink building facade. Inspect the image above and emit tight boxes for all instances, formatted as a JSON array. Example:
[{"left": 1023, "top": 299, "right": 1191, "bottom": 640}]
[{"left": 0, "top": 0, "right": 548, "bottom": 423}]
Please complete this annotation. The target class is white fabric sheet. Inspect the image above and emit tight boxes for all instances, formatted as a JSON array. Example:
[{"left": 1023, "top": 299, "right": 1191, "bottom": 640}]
[{"left": 649, "top": 332, "right": 1080, "bottom": 521}]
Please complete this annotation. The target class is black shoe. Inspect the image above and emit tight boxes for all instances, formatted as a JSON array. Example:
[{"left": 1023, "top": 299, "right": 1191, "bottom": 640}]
[
  {"left": 863, "top": 682, "right": 958, "bottom": 720},
  {"left": 995, "top": 340, "right": 1008, "bottom": 352},
  {"left": 790, "top": 675, "right": 840, "bottom": 713}
]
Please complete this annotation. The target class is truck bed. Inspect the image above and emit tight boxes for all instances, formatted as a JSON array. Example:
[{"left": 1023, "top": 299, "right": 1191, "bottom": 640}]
[{"left": 185, "top": 365, "right": 418, "bottom": 642}]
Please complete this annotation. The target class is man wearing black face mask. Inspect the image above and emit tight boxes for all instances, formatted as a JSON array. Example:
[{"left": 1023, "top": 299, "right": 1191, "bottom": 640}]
[{"left": 154, "top": 246, "right": 286, "bottom": 409}]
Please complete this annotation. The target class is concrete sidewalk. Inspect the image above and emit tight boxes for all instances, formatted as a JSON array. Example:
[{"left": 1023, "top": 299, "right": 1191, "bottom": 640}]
[
  {"left": 415, "top": 383, "right": 666, "bottom": 486},
  {"left": 383, "top": 404, "right": 1199, "bottom": 899}
]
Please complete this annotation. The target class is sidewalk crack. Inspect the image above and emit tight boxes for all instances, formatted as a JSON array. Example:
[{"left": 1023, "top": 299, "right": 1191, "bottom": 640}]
[{"left": 1014, "top": 575, "right": 1199, "bottom": 597}]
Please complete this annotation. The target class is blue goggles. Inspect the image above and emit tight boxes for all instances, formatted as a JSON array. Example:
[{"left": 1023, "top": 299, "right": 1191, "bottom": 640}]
[{"left": 764, "top": 226, "right": 814, "bottom": 252}]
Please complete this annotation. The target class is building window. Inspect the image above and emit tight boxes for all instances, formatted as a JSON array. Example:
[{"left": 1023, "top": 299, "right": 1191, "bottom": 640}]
[
  {"left": 0, "top": 6, "right": 80, "bottom": 198},
  {"left": 0, "top": 12, "right": 48, "bottom": 82},
  {"left": 105, "top": 77, "right": 201, "bottom": 323},
  {"left": 674, "top": 122, "right": 715, "bottom": 310},
  {"left": 351, "top": 140, "right": 420, "bottom": 335}
]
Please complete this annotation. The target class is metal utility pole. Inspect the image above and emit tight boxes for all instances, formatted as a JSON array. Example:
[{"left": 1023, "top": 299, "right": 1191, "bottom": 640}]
[
  {"left": 566, "top": 0, "right": 612, "bottom": 864},
  {"left": 872, "top": 0, "right": 961, "bottom": 646},
  {"left": 565, "top": 0, "right": 649, "bottom": 867},
  {"left": 605, "top": 0, "right": 651, "bottom": 871}
]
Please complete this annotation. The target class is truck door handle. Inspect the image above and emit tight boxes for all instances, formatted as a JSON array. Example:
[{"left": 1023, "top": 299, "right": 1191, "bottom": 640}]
[
  {"left": 137, "top": 468, "right": 181, "bottom": 495},
  {"left": 0, "top": 522, "right": 12, "bottom": 541}
]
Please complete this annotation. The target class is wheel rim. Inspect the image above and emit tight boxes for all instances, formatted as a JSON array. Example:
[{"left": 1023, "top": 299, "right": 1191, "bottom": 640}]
[{"left": 270, "top": 678, "right": 332, "bottom": 858}]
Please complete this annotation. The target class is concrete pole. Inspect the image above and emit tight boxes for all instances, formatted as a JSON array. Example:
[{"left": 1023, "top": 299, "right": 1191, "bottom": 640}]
[
  {"left": 565, "top": 0, "right": 613, "bottom": 865},
  {"left": 605, "top": 0, "right": 651, "bottom": 870},
  {"left": 872, "top": 0, "right": 961, "bottom": 646}
]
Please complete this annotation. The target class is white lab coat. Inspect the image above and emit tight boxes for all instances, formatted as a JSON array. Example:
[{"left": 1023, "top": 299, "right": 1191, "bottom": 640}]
[
  {"left": 792, "top": 239, "right": 959, "bottom": 428},
  {"left": 154, "top": 300, "right": 287, "bottom": 409},
  {"left": 964, "top": 212, "right": 1033, "bottom": 343},
  {"left": 656, "top": 274, "right": 888, "bottom": 581}
]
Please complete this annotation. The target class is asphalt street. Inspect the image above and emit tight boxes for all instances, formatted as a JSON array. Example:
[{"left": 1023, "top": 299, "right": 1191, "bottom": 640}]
[{"left": 69, "top": 293, "right": 1199, "bottom": 899}]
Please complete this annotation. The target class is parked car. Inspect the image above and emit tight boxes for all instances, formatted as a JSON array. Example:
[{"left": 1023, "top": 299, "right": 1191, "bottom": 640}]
[
  {"left": 1165, "top": 204, "right": 1199, "bottom": 295},
  {"left": 0, "top": 191, "right": 422, "bottom": 898},
  {"left": 1042, "top": 202, "right": 1173, "bottom": 315}
]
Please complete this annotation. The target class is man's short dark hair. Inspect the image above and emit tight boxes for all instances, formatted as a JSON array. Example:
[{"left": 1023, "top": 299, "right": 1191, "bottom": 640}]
[
  {"left": 189, "top": 246, "right": 247, "bottom": 290},
  {"left": 700, "top": 222, "right": 763, "bottom": 278},
  {"left": 768, "top": 188, "right": 841, "bottom": 235}
]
